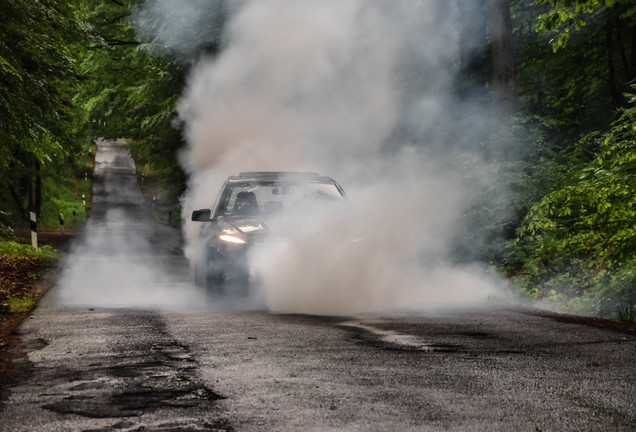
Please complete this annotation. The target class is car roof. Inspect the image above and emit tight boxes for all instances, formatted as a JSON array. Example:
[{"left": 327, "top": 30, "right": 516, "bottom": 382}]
[{"left": 226, "top": 171, "right": 339, "bottom": 184}]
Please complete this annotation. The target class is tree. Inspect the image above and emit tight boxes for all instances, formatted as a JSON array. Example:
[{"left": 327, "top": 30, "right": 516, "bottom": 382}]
[
  {"left": 74, "top": 0, "right": 226, "bottom": 222},
  {"left": 456, "top": 0, "right": 516, "bottom": 116},
  {"left": 77, "top": 0, "right": 186, "bottom": 180},
  {"left": 512, "top": 93, "right": 636, "bottom": 316},
  {"left": 500, "top": 1, "right": 636, "bottom": 319},
  {"left": 0, "top": 0, "right": 91, "bottom": 225},
  {"left": 535, "top": 0, "right": 617, "bottom": 50},
  {"left": 489, "top": 0, "right": 516, "bottom": 116}
]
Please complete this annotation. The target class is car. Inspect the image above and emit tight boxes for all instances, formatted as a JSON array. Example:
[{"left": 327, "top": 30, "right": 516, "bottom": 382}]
[{"left": 191, "top": 171, "right": 347, "bottom": 297}]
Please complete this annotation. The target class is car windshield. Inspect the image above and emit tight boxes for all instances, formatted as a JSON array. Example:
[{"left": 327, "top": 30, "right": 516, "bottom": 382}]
[{"left": 217, "top": 181, "right": 343, "bottom": 217}]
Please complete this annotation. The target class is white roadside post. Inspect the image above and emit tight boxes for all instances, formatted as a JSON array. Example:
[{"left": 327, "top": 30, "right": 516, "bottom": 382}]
[{"left": 30, "top": 211, "right": 37, "bottom": 249}]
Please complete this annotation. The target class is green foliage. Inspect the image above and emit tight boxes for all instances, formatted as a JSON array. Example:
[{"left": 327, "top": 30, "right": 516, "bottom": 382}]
[
  {"left": 0, "top": 0, "right": 95, "bottom": 227},
  {"left": 505, "top": 1, "right": 636, "bottom": 318},
  {"left": 0, "top": 241, "right": 59, "bottom": 260},
  {"left": 510, "top": 94, "right": 636, "bottom": 317},
  {"left": 534, "top": 0, "right": 616, "bottom": 50},
  {"left": 38, "top": 171, "right": 92, "bottom": 228},
  {"left": 0, "top": 140, "right": 94, "bottom": 229},
  {"left": 616, "top": 301, "right": 635, "bottom": 322},
  {"left": 73, "top": 0, "right": 225, "bottom": 223},
  {"left": 76, "top": 1, "right": 189, "bottom": 187},
  {"left": 517, "top": 1, "right": 632, "bottom": 135},
  {"left": 0, "top": 0, "right": 90, "bottom": 159},
  {"left": 4, "top": 293, "right": 38, "bottom": 313}
]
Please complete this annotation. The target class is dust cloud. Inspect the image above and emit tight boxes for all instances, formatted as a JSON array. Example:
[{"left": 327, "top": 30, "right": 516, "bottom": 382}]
[{"left": 138, "top": 0, "right": 514, "bottom": 315}]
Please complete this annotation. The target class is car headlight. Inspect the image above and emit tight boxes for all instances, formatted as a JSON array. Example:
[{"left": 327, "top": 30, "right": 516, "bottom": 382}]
[{"left": 219, "top": 234, "right": 247, "bottom": 244}]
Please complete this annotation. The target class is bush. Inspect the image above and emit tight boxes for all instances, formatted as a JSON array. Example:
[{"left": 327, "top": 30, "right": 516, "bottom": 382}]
[
  {"left": 509, "top": 97, "right": 636, "bottom": 319},
  {"left": 0, "top": 241, "right": 59, "bottom": 259},
  {"left": 38, "top": 174, "right": 91, "bottom": 228}
]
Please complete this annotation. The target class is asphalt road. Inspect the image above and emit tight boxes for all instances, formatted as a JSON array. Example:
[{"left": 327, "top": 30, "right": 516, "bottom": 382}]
[{"left": 0, "top": 140, "right": 634, "bottom": 431}]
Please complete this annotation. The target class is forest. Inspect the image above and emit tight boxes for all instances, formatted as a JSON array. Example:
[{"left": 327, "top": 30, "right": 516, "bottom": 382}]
[{"left": 0, "top": 0, "right": 634, "bottom": 320}]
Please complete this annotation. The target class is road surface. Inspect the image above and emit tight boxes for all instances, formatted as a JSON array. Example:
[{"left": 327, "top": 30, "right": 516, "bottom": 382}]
[{"left": 0, "top": 140, "right": 634, "bottom": 431}]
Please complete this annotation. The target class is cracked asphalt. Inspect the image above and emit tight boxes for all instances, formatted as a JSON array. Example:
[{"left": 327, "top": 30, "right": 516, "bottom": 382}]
[{"left": 0, "top": 140, "right": 634, "bottom": 431}]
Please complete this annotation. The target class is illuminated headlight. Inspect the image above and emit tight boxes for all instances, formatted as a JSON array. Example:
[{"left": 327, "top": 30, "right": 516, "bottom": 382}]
[{"left": 219, "top": 234, "right": 247, "bottom": 244}]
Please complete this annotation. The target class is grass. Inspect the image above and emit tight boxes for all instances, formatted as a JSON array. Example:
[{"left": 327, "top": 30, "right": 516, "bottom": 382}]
[
  {"left": 4, "top": 294, "right": 38, "bottom": 313},
  {"left": 38, "top": 169, "right": 92, "bottom": 229},
  {"left": 616, "top": 301, "right": 635, "bottom": 323},
  {"left": 0, "top": 142, "right": 95, "bottom": 231},
  {"left": 0, "top": 241, "right": 59, "bottom": 259}
]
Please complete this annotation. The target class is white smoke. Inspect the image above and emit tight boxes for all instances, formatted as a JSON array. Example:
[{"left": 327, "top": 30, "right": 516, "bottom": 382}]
[
  {"left": 133, "top": 0, "right": 226, "bottom": 62},
  {"left": 138, "top": 0, "right": 513, "bottom": 315},
  {"left": 56, "top": 140, "right": 203, "bottom": 310}
]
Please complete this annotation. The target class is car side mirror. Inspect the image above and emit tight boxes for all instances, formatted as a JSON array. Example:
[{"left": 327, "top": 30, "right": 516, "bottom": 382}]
[{"left": 191, "top": 209, "right": 212, "bottom": 222}]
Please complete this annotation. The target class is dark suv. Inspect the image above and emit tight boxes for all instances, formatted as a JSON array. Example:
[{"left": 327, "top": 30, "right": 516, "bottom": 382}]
[{"left": 191, "top": 171, "right": 346, "bottom": 296}]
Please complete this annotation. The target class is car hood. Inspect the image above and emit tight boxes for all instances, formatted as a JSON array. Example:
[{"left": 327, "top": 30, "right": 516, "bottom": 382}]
[
  {"left": 220, "top": 216, "right": 285, "bottom": 242},
  {"left": 220, "top": 209, "right": 353, "bottom": 243},
  {"left": 227, "top": 216, "right": 268, "bottom": 235}
]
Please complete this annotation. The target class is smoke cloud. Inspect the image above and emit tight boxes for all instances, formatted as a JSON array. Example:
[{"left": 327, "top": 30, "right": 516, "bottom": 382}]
[
  {"left": 56, "top": 140, "right": 202, "bottom": 310},
  {"left": 134, "top": 0, "right": 226, "bottom": 63},
  {"left": 138, "top": 0, "right": 514, "bottom": 315}
]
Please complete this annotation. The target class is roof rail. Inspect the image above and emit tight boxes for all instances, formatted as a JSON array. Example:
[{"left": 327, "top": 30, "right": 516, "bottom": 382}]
[{"left": 239, "top": 171, "right": 320, "bottom": 179}]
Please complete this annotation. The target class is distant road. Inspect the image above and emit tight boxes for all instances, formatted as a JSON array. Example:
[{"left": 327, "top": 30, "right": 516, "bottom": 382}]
[{"left": 0, "top": 140, "right": 634, "bottom": 431}]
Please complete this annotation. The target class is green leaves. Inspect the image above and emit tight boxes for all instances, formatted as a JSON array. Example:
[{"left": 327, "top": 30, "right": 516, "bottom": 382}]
[
  {"left": 0, "top": 0, "right": 88, "bottom": 155},
  {"left": 0, "top": 0, "right": 95, "bottom": 226},
  {"left": 512, "top": 97, "right": 636, "bottom": 316},
  {"left": 0, "top": 241, "right": 59, "bottom": 259},
  {"left": 534, "top": 0, "right": 616, "bottom": 51}
]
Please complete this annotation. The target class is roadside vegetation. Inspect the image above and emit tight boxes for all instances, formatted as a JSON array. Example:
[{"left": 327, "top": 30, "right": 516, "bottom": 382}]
[
  {"left": 135, "top": 165, "right": 183, "bottom": 227},
  {"left": 0, "top": 250, "right": 58, "bottom": 338},
  {"left": 0, "top": 0, "right": 95, "bottom": 233},
  {"left": 0, "top": 242, "right": 59, "bottom": 260},
  {"left": 0, "top": 0, "right": 634, "bottom": 321}
]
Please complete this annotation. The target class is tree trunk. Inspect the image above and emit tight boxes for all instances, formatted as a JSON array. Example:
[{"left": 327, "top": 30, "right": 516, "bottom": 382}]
[
  {"left": 34, "top": 160, "right": 42, "bottom": 218},
  {"left": 614, "top": 12, "right": 630, "bottom": 78},
  {"left": 488, "top": 0, "right": 516, "bottom": 117},
  {"left": 27, "top": 172, "right": 34, "bottom": 220},
  {"left": 456, "top": 0, "right": 489, "bottom": 96},
  {"left": 606, "top": 11, "right": 621, "bottom": 107},
  {"left": 630, "top": 26, "right": 636, "bottom": 80},
  {"left": 8, "top": 184, "right": 28, "bottom": 223}
]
